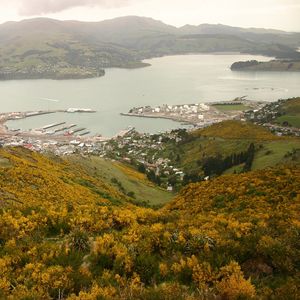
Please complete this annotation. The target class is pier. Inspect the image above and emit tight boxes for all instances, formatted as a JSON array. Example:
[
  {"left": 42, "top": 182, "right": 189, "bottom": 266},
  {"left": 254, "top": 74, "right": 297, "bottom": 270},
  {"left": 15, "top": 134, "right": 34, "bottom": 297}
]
[
  {"left": 79, "top": 131, "right": 90, "bottom": 136},
  {"left": 115, "top": 126, "right": 135, "bottom": 138},
  {"left": 69, "top": 127, "right": 86, "bottom": 134},
  {"left": 54, "top": 124, "right": 76, "bottom": 133},
  {"left": 42, "top": 122, "right": 66, "bottom": 130}
]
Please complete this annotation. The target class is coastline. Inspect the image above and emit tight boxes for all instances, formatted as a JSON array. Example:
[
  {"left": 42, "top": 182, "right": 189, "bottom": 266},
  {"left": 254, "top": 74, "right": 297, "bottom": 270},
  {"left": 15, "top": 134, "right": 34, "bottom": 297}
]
[{"left": 0, "top": 52, "right": 271, "bottom": 82}]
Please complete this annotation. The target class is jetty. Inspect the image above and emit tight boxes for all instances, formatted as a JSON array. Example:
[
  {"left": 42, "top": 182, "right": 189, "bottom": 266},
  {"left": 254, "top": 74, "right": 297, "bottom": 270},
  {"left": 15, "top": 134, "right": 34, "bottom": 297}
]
[
  {"left": 79, "top": 131, "right": 90, "bottom": 136},
  {"left": 54, "top": 124, "right": 76, "bottom": 133},
  {"left": 115, "top": 126, "right": 135, "bottom": 138},
  {"left": 25, "top": 111, "right": 58, "bottom": 117},
  {"left": 69, "top": 127, "right": 86, "bottom": 134},
  {"left": 42, "top": 122, "right": 66, "bottom": 130}
]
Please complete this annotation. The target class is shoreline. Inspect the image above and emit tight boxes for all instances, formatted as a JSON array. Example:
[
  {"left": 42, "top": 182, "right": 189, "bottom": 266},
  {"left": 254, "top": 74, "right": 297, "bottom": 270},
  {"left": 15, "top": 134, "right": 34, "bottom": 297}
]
[{"left": 0, "top": 52, "right": 273, "bottom": 82}]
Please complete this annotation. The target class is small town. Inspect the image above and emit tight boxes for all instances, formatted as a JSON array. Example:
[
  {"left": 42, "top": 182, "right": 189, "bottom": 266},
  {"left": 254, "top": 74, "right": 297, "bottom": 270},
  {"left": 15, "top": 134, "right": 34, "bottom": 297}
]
[
  {"left": 0, "top": 98, "right": 299, "bottom": 175},
  {"left": 121, "top": 98, "right": 266, "bottom": 127}
]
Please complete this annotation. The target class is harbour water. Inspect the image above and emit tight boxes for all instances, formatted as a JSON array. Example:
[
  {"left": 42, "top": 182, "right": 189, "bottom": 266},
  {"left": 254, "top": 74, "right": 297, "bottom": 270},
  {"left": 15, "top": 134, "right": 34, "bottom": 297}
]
[{"left": 2, "top": 54, "right": 300, "bottom": 137}]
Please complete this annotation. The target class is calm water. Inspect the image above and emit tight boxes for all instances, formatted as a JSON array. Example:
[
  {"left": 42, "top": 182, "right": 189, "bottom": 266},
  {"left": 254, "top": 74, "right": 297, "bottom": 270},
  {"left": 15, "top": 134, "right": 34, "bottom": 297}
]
[{"left": 2, "top": 54, "right": 300, "bottom": 137}]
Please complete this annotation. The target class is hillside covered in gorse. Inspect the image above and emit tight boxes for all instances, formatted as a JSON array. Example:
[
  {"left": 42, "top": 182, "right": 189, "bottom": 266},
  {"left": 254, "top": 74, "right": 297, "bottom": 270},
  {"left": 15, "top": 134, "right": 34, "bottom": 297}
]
[{"left": 0, "top": 147, "right": 299, "bottom": 299}]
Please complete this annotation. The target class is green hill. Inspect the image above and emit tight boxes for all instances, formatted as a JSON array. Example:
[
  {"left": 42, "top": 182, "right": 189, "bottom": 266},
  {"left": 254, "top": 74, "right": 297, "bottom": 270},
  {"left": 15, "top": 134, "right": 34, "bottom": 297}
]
[
  {"left": 67, "top": 155, "right": 172, "bottom": 207},
  {"left": 193, "top": 120, "right": 278, "bottom": 140},
  {"left": 274, "top": 97, "right": 300, "bottom": 128},
  {"left": 249, "top": 97, "right": 300, "bottom": 129},
  {"left": 159, "top": 121, "right": 300, "bottom": 184},
  {"left": 0, "top": 17, "right": 300, "bottom": 79}
]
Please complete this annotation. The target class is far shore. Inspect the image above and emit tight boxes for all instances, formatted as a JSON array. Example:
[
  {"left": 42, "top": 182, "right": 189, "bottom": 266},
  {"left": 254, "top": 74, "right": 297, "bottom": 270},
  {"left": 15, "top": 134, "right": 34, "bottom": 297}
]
[{"left": 0, "top": 52, "right": 273, "bottom": 82}]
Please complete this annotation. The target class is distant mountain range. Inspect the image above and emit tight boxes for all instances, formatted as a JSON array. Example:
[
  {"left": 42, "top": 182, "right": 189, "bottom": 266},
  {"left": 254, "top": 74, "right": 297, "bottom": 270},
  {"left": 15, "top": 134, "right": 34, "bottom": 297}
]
[{"left": 0, "top": 16, "right": 300, "bottom": 80}]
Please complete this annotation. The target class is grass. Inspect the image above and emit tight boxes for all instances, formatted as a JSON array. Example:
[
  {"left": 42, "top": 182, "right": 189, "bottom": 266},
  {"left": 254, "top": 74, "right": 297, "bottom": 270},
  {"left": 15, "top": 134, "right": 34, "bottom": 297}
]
[
  {"left": 162, "top": 121, "right": 299, "bottom": 178},
  {"left": 182, "top": 138, "right": 300, "bottom": 175},
  {"left": 68, "top": 156, "right": 173, "bottom": 206},
  {"left": 281, "top": 98, "right": 300, "bottom": 114},
  {"left": 273, "top": 98, "right": 300, "bottom": 128},
  {"left": 212, "top": 104, "right": 250, "bottom": 111},
  {"left": 223, "top": 164, "right": 245, "bottom": 175},
  {"left": 252, "top": 140, "right": 300, "bottom": 170},
  {"left": 178, "top": 138, "right": 250, "bottom": 170},
  {"left": 193, "top": 121, "right": 278, "bottom": 140},
  {"left": 275, "top": 114, "right": 300, "bottom": 128}
]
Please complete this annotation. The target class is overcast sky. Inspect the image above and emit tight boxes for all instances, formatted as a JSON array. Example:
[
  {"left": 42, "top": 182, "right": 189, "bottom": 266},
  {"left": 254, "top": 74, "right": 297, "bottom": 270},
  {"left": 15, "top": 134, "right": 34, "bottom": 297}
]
[{"left": 0, "top": 0, "right": 300, "bottom": 31}]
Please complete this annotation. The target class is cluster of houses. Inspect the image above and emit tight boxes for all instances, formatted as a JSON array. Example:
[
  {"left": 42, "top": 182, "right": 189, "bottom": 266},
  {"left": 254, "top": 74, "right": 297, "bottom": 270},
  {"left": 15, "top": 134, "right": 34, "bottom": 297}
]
[
  {"left": 0, "top": 135, "right": 107, "bottom": 156},
  {"left": 1, "top": 126, "right": 188, "bottom": 190},
  {"left": 245, "top": 99, "right": 300, "bottom": 137},
  {"left": 262, "top": 123, "right": 300, "bottom": 137},
  {"left": 104, "top": 130, "right": 186, "bottom": 189}
]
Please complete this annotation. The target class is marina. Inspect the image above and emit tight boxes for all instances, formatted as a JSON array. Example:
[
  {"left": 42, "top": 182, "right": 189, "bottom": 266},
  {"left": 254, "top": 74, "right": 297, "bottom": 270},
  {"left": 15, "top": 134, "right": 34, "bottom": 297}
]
[{"left": 0, "top": 108, "right": 98, "bottom": 141}]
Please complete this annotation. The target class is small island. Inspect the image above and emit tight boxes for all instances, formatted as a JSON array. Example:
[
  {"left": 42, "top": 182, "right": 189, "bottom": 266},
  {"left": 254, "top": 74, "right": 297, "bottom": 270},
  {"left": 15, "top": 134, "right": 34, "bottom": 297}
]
[{"left": 231, "top": 60, "right": 300, "bottom": 72}]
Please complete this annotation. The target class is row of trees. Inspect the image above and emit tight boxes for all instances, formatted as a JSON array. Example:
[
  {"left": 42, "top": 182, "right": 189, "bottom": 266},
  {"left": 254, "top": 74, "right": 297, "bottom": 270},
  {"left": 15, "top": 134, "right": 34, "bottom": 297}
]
[
  {"left": 183, "top": 143, "right": 256, "bottom": 185},
  {"left": 202, "top": 143, "right": 255, "bottom": 176}
]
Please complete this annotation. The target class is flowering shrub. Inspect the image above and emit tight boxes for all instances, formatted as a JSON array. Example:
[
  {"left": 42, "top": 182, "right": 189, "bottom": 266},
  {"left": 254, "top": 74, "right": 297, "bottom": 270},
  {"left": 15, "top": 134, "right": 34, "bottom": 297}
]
[{"left": 0, "top": 147, "right": 299, "bottom": 299}]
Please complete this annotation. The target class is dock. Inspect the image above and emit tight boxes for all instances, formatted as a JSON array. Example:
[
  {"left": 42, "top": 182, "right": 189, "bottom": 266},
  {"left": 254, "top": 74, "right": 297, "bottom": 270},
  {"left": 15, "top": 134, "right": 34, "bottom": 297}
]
[
  {"left": 54, "top": 124, "right": 76, "bottom": 133},
  {"left": 25, "top": 111, "right": 57, "bottom": 117},
  {"left": 115, "top": 126, "right": 135, "bottom": 138},
  {"left": 69, "top": 127, "right": 86, "bottom": 134},
  {"left": 42, "top": 122, "right": 66, "bottom": 130},
  {"left": 79, "top": 131, "right": 90, "bottom": 136}
]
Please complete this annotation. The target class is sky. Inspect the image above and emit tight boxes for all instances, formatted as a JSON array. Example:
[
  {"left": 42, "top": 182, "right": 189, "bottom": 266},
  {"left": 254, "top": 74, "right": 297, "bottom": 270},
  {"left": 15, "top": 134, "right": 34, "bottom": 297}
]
[{"left": 0, "top": 0, "right": 300, "bottom": 31}]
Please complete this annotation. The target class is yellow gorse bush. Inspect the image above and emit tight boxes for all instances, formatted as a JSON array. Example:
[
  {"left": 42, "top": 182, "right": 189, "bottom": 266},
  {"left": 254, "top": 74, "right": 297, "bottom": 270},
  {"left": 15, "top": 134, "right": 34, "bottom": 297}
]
[{"left": 0, "top": 147, "right": 299, "bottom": 299}]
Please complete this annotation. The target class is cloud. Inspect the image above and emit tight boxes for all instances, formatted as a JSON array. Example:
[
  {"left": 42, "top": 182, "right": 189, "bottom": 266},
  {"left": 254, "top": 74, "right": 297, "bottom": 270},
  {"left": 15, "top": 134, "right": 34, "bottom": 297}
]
[{"left": 17, "top": 0, "right": 132, "bottom": 16}]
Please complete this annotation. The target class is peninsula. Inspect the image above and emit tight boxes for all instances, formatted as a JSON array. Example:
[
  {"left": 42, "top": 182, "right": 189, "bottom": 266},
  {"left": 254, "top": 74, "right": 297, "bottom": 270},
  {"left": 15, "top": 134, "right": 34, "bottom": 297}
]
[
  {"left": 121, "top": 98, "right": 265, "bottom": 127},
  {"left": 231, "top": 60, "right": 300, "bottom": 72}
]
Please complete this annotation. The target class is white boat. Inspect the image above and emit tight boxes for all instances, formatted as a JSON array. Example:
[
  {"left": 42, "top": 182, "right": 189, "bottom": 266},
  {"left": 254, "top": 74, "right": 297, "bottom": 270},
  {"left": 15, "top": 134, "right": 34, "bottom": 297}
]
[{"left": 66, "top": 108, "right": 96, "bottom": 113}]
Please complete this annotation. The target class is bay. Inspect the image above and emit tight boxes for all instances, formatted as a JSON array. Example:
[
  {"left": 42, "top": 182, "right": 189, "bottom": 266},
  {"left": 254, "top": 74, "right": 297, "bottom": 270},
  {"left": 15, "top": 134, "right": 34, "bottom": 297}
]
[{"left": 2, "top": 54, "right": 300, "bottom": 137}]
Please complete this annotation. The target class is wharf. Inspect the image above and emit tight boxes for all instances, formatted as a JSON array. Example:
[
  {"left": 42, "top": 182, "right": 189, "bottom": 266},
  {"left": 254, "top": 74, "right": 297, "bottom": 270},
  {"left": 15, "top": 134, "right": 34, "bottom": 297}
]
[
  {"left": 79, "top": 131, "right": 90, "bottom": 136},
  {"left": 114, "top": 126, "right": 135, "bottom": 138},
  {"left": 42, "top": 122, "right": 66, "bottom": 130},
  {"left": 69, "top": 127, "right": 86, "bottom": 134},
  {"left": 54, "top": 124, "right": 76, "bottom": 133}
]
